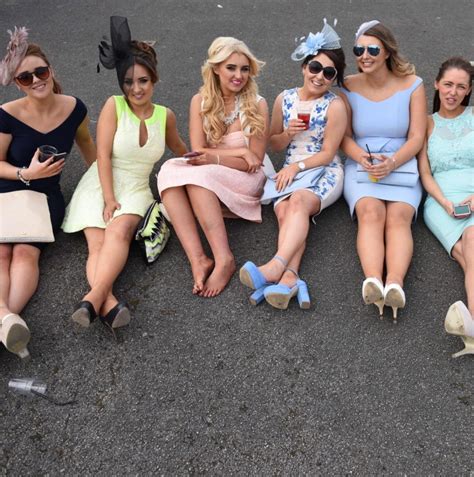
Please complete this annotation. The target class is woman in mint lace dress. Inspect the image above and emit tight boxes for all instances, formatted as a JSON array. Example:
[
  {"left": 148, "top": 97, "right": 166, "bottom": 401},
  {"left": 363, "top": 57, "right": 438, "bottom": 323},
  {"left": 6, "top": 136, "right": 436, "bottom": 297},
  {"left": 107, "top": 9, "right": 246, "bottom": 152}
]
[{"left": 419, "top": 57, "right": 474, "bottom": 356}]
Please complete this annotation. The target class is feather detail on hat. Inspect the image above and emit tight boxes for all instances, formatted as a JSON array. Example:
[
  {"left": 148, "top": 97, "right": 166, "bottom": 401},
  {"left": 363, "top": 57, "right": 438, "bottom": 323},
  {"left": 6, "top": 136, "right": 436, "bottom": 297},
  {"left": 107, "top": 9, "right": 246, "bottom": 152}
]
[
  {"left": 0, "top": 26, "right": 29, "bottom": 86},
  {"left": 291, "top": 19, "right": 341, "bottom": 62},
  {"left": 355, "top": 20, "right": 380, "bottom": 41}
]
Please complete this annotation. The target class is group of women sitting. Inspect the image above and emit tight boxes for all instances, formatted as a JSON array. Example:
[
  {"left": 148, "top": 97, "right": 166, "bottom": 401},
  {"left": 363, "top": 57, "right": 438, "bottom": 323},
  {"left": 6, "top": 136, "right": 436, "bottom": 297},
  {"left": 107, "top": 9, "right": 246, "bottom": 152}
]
[{"left": 0, "top": 17, "right": 472, "bottom": 361}]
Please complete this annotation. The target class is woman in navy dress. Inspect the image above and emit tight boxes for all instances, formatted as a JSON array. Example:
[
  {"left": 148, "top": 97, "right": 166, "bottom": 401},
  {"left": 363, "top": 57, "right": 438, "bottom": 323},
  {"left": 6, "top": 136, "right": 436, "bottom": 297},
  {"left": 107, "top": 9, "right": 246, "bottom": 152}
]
[
  {"left": 0, "top": 30, "right": 95, "bottom": 359},
  {"left": 340, "top": 21, "right": 426, "bottom": 322}
]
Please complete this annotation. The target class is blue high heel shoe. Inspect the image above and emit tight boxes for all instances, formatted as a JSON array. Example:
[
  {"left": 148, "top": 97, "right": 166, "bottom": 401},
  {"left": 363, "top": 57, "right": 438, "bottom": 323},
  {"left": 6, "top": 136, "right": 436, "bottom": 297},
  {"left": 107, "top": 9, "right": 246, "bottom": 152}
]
[
  {"left": 239, "top": 255, "right": 287, "bottom": 290},
  {"left": 264, "top": 269, "right": 311, "bottom": 310},
  {"left": 249, "top": 285, "right": 269, "bottom": 305}
]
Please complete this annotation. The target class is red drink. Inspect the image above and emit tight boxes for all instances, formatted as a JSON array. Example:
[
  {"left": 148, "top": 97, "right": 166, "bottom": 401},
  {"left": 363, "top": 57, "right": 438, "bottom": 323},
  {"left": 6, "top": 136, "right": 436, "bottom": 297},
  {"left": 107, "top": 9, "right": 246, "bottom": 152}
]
[{"left": 297, "top": 113, "right": 310, "bottom": 129}]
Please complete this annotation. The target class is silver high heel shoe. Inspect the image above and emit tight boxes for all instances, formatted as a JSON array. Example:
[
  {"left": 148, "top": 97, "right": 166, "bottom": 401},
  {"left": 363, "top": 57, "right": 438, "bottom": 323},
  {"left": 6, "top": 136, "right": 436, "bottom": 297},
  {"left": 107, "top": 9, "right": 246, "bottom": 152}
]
[
  {"left": 0, "top": 313, "right": 30, "bottom": 359},
  {"left": 383, "top": 283, "right": 406, "bottom": 324},
  {"left": 362, "top": 277, "right": 384, "bottom": 317},
  {"left": 445, "top": 301, "right": 474, "bottom": 358}
]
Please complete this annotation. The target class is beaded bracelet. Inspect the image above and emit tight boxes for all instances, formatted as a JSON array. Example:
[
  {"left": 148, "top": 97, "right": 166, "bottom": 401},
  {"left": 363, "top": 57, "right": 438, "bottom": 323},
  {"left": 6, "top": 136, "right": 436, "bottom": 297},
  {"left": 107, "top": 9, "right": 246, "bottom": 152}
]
[{"left": 17, "top": 167, "right": 31, "bottom": 186}]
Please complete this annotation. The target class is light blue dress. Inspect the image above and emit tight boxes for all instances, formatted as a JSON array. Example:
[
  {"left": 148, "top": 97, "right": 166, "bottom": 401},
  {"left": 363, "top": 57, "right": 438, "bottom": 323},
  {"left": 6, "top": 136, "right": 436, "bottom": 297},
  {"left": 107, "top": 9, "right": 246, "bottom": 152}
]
[
  {"left": 424, "top": 106, "right": 474, "bottom": 256},
  {"left": 343, "top": 77, "right": 423, "bottom": 217}
]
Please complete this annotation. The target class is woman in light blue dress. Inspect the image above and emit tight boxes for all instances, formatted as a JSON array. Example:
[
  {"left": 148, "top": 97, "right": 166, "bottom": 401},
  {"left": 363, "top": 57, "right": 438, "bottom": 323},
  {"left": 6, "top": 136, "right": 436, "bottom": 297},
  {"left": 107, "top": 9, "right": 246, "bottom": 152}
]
[
  {"left": 239, "top": 21, "right": 347, "bottom": 309},
  {"left": 418, "top": 57, "right": 474, "bottom": 357},
  {"left": 340, "top": 21, "right": 426, "bottom": 322}
]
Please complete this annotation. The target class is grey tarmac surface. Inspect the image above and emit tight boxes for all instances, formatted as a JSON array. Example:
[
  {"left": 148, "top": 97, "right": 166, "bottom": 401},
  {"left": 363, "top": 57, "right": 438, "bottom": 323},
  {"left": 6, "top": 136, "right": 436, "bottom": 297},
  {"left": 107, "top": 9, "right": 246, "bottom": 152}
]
[{"left": 0, "top": 0, "right": 473, "bottom": 475}]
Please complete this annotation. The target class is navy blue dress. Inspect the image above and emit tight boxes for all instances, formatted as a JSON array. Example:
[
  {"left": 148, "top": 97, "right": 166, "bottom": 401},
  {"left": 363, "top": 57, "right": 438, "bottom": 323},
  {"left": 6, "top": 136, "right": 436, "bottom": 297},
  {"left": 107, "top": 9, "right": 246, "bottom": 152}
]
[{"left": 0, "top": 97, "right": 87, "bottom": 249}]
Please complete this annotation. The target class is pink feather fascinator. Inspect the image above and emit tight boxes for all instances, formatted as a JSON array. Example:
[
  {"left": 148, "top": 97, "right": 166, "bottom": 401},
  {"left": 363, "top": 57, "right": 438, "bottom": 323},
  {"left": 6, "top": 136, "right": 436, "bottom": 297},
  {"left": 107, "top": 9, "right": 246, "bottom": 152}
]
[{"left": 0, "top": 26, "right": 29, "bottom": 86}]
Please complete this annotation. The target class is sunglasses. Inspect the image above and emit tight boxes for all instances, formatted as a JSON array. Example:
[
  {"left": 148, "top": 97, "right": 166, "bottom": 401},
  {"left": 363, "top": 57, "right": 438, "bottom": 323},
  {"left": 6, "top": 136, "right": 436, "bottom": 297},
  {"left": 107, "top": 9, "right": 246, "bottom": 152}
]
[
  {"left": 307, "top": 61, "right": 337, "bottom": 81},
  {"left": 353, "top": 45, "right": 381, "bottom": 57},
  {"left": 15, "top": 66, "right": 50, "bottom": 86}
]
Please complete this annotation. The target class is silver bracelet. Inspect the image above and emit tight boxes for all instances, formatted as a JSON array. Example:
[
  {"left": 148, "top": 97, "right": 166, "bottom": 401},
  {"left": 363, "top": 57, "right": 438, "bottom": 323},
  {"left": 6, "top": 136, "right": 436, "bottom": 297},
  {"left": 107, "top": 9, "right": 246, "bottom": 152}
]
[{"left": 17, "top": 167, "right": 31, "bottom": 186}]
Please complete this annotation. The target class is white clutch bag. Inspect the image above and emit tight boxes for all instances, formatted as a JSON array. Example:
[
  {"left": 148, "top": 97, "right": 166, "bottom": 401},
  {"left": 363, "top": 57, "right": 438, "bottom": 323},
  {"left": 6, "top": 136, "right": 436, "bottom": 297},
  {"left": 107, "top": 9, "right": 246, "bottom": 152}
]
[{"left": 0, "top": 190, "right": 54, "bottom": 242}]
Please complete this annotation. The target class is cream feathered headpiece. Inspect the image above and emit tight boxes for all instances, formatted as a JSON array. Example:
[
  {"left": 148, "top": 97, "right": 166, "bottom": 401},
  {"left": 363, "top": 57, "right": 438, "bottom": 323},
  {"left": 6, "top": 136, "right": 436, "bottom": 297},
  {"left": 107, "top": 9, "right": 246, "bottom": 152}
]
[{"left": 0, "top": 26, "right": 29, "bottom": 86}]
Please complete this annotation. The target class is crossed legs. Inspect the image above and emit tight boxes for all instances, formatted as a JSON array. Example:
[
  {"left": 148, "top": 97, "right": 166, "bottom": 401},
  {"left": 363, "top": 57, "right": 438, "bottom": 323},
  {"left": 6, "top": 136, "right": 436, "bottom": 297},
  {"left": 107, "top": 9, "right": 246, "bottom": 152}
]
[
  {"left": 80, "top": 214, "right": 141, "bottom": 315},
  {"left": 258, "top": 190, "right": 321, "bottom": 286},
  {"left": 161, "top": 185, "right": 235, "bottom": 297}
]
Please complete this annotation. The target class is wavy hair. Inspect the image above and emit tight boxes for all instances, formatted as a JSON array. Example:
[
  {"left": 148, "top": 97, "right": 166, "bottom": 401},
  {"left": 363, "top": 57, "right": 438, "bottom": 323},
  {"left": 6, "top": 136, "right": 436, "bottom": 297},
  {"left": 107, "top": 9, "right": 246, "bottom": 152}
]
[
  {"left": 200, "top": 37, "right": 265, "bottom": 145},
  {"left": 433, "top": 57, "right": 473, "bottom": 113},
  {"left": 361, "top": 23, "right": 415, "bottom": 77}
]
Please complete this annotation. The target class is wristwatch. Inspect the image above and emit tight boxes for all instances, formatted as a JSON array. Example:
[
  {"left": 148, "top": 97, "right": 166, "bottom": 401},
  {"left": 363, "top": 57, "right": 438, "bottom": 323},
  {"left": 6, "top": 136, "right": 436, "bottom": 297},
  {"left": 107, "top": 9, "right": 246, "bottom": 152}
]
[{"left": 298, "top": 161, "right": 306, "bottom": 171}]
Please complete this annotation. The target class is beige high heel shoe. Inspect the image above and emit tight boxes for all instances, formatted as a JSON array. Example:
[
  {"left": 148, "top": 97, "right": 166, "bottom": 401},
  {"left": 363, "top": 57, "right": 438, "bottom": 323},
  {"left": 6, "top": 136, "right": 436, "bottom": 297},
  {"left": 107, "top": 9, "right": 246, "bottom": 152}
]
[
  {"left": 445, "top": 301, "right": 474, "bottom": 358},
  {"left": 0, "top": 313, "right": 30, "bottom": 359},
  {"left": 362, "top": 277, "right": 384, "bottom": 317},
  {"left": 383, "top": 283, "right": 406, "bottom": 324}
]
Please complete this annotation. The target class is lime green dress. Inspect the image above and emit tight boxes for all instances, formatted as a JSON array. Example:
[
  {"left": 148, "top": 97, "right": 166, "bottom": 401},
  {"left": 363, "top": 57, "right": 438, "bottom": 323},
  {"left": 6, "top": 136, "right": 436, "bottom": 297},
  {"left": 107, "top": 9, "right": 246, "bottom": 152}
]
[{"left": 62, "top": 96, "right": 166, "bottom": 232}]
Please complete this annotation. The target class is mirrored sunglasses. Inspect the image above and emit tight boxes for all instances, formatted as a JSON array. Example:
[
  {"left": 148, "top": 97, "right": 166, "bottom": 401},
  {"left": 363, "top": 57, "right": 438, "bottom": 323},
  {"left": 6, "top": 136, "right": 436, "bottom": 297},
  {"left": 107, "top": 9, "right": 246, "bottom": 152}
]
[
  {"left": 15, "top": 66, "right": 50, "bottom": 86},
  {"left": 353, "top": 45, "right": 381, "bottom": 57},
  {"left": 307, "top": 61, "right": 337, "bottom": 81}
]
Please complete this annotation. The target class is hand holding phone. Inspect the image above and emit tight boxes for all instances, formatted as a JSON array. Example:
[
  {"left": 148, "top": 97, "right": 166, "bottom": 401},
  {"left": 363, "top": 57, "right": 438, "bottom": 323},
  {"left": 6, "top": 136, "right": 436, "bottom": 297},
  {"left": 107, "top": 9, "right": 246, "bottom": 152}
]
[
  {"left": 453, "top": 204, "right": 472, "bottom": 219},
  {"left": 183, "top": 151, "right": 201, "bottom": 158}
]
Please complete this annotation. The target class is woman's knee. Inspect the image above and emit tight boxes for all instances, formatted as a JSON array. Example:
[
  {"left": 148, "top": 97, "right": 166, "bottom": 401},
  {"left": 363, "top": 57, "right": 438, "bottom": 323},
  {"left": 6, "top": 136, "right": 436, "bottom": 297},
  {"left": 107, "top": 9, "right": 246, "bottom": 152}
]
[
  {"left": 0, "top": 245, "right": 13, "bottom": 265},
  {"left": 11, "top": 244, "right": 40, "bottom": 265},
  {"left": 356, "top": 199, "right": 386, "bottom": 224},
  {"left": 386, "top": 204, "right": 414, "bottom": 228}
]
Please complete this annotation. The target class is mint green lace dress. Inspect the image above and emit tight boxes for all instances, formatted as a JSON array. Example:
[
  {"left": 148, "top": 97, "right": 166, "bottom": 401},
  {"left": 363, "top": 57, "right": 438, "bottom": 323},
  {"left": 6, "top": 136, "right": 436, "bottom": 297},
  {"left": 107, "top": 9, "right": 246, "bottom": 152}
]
[{"left": 423, "top": 106, "right": 474, "bottom": 256}]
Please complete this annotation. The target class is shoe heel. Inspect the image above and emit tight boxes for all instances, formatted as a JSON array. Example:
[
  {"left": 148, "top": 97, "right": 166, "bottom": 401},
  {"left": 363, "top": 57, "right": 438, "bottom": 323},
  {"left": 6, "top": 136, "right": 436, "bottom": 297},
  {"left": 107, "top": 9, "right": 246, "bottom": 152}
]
[
  {"left": 452, "top": 336, "right": 474, "bottom": 358},
  {"left": 391, "top": 306, "right": 399, "bottom": 324},
  {"left": 297, "top": 280, "right": 310, "bottom": 309},
  {"left": 1, "top": 314, "right": 31, "bottom": 359},
  {"left": 375, "top": 300, "right": 384, "bottom": 319},
  {"left": 249, "top": 286, "right": 266, "bottom": 306}
]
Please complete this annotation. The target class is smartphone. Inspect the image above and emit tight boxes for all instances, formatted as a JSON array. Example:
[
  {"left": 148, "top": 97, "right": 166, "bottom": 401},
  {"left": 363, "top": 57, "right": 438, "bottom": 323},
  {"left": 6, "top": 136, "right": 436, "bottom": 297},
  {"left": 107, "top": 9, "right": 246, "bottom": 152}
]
[
  {"left": 453, "top": 204, "right": 472, "bottom": 218},
  {"left": 183, "top": 151, "right": 201, "bottom": 158}
]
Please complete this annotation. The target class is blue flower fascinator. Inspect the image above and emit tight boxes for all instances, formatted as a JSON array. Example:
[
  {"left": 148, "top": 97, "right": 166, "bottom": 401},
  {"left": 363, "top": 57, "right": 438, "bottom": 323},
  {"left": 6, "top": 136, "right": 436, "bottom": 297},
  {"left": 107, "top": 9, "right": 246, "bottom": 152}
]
[{"left": 291, "top": 19, "right": 341, "bottom": 62}]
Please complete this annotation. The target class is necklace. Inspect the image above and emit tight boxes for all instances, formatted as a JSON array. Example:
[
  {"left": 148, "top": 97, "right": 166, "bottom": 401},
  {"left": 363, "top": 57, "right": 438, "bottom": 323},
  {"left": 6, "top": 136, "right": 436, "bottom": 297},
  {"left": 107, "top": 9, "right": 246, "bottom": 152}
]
[{"left": 223, "top": 96, "right": 240, "bottom": 126}]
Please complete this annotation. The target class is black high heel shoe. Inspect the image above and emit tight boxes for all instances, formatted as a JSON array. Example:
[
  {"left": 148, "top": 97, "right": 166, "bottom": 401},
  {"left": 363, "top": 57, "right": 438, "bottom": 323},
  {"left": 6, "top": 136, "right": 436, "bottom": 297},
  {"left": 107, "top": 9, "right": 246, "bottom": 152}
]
[
  {"left": 71, "top": 301, "right": 97, "bottom": 328},
  {"left": 100, "top": 302, "right": 130, "bottom": 329}
]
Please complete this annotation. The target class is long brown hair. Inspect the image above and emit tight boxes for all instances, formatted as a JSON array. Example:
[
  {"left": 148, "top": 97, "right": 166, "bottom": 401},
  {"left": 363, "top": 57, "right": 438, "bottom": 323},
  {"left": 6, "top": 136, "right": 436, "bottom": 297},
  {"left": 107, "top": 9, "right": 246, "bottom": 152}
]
[{"left": 24, "top": 43, "right": 62, "bottom": 93}]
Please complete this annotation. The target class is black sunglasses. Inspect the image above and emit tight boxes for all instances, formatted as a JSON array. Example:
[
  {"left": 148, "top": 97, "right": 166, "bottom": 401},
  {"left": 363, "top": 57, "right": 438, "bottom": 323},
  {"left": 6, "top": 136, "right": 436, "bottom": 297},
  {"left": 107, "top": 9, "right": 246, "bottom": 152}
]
[
  {"left": 307, "top": 61, "right": 337, "bottom": 81},
  {"left": 353, "top": 45, "right": 381, "bottom": 57},
  {"left": 15, "top": 66, "right": 50, "bottom": 86}
]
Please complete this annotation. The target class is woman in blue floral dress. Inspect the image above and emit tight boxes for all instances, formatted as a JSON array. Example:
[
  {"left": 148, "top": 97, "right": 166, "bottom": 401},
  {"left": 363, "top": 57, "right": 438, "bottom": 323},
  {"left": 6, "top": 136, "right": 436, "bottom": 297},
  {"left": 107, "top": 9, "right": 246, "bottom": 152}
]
[{"left": 239, "top": 21, "right": 347, "bottom": 309}]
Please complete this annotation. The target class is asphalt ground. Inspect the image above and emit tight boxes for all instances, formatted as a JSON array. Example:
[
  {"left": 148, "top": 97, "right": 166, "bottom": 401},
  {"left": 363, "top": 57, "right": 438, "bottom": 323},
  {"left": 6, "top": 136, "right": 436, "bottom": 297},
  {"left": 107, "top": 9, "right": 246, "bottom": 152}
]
[{"left": 0, "top": 1, "right": 473, "bottom": 475}]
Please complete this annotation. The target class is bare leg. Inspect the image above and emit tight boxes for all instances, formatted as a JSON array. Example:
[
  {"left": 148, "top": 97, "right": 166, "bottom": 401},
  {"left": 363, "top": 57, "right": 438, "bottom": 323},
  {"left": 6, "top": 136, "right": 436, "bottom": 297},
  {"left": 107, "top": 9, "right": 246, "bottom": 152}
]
[
  {"left": 385, "top": 202, "right": 415, "bottom": 287},
  {"left": 162, "top": 187, "right": 213, "bottom": 294},
  {"left": 81, "top": 214, "right": 141, "bottom": 313},
  {"left": 185, "top": 185, "right": 235, "bottom": 297},
  {"left": 453, "top": 226, "right": 474, "bottom": 317},
  {"left": 7, "top": 244, "right": 41, "bottom": 314},
  {"left": 259, "top": 191, "right": 320, "bottom": 286},
  {"left": 0, "top": 244, "right": 13, "bottom": 316},
  {"left": 83, "top": 227, "right": 118, "bottom": 316},
  {"left": 354, "top": 197, "right": 386, "bottom": 282}
]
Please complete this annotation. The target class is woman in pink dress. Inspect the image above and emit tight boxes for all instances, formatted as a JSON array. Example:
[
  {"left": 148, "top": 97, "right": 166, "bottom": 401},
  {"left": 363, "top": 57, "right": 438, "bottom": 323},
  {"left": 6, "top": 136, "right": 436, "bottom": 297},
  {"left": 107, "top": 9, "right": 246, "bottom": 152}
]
[{"left": 157, "top": 37, "right": 269, "bottom": 297}]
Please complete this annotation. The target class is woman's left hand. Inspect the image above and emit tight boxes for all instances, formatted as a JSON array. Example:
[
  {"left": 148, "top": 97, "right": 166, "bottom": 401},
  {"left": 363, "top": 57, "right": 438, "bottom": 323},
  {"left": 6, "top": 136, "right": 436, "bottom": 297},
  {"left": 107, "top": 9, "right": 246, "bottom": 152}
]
[
  {"left": 369, "top": 154, "right": 396, "bottom": 179},
  {"left": 460, "top": 194, "right": 474, "bottom": 211},
  {"left": 275, "top": 164, "right": 298, "bottom": 192}
]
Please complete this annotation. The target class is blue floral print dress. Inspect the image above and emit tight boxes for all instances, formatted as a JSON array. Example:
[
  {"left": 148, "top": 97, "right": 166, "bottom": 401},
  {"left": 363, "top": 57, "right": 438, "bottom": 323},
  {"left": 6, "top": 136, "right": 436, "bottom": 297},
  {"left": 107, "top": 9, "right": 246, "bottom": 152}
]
[{"left": 277, "top": 87, "right": 344, "bottom": 210}]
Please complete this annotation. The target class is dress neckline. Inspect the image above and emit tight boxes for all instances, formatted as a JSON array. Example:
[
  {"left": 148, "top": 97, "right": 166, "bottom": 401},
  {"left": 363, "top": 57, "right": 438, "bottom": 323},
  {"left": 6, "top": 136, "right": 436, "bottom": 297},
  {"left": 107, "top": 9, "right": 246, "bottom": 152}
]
[
  {"left": 0, "top": 97, "right": 78, "bottom": 135},
  {"left": 345, "top": 77, "right": 421, "bottom": 103},
  {"left": 434, "top": 106, "right": 470, "bottom": 121},
  {"left": 123, "top": 98, "right": 159, "bottom": 125}
]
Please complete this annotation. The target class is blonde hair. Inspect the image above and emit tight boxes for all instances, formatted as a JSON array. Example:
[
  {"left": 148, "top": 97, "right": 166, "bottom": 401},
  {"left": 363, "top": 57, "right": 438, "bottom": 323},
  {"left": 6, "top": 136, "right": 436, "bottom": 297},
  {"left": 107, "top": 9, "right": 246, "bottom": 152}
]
[
  {"left": 363, "top": 23, "right": 415, "bottom": 76},
  {"left": 200, "top": 37, "right": 265, "bottom": 144}
]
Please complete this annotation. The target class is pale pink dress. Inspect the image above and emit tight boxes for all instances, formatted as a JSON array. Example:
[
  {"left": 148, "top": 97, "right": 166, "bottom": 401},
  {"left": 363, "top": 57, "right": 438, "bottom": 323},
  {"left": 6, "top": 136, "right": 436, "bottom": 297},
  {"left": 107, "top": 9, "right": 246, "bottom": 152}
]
[{"left": 157, "top": 130, "right": 266, "bottom": 222}]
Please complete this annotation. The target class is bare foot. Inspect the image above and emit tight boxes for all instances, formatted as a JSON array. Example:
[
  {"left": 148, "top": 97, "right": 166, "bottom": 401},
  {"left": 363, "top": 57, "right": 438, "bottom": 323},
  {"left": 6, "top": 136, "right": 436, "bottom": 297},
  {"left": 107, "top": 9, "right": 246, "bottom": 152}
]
[
  {"left": 199, "top": 256, "right": 236, "bottom": 298},
  {"left": 191, "top": 256, "right": 214, "bottom": 295}
]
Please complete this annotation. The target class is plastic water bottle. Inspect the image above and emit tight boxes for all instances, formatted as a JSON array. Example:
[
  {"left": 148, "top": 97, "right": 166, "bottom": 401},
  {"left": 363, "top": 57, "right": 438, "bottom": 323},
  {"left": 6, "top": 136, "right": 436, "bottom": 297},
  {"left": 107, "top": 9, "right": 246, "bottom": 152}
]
[{"left": 8, "top": 378, "right": 47, "bottom": 397}]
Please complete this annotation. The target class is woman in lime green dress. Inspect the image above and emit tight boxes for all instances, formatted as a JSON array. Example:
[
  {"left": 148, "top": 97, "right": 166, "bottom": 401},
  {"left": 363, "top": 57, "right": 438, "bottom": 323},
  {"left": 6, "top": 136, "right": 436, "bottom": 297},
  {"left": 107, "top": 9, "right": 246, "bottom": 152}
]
[{"left": 62, "top": 17, "right": 186, "bottom": 329}]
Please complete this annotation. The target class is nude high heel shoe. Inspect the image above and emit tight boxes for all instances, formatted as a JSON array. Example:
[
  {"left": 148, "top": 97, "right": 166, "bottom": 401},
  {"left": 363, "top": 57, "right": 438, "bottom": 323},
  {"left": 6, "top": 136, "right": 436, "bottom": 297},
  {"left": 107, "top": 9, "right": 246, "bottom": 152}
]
[
  {"left": 0, "top": 313, "right": 30, "bottom": 359},
  {"left": 362, "top": 278, "right": 384, "bottom": 317},
  {"left": 445, "top": 301, "right": 474, "bottom": 358},
  {"left": 383, "top": 283, "right": 406, "bottom": 324}
]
